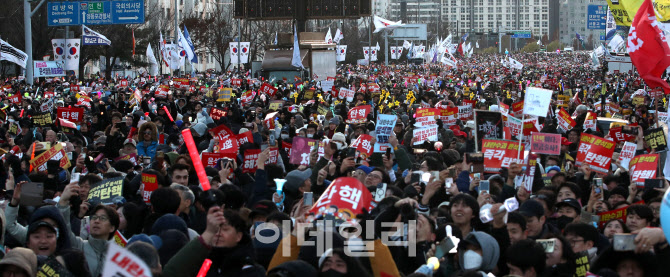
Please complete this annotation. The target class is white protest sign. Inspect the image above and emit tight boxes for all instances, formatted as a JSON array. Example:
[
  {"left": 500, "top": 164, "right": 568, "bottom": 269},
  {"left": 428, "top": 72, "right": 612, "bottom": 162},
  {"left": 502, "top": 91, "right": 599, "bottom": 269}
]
[
  {"left": 102, "top": 243, "right": 153, "bottom": 277},
  {"left": 506, "top": 116, "right": 522, "bottom": 137},
  {"left": 413, "top": 126, "right": 438, "bottom": 145},
  {"left": 458, "top": 105, "right": 473, "bottom": 120},
  {"left": 414, "top": 116, "right": 437, "bottom": 128},
  {"left": 618, "top": 141, "right": 637, "bottom": 171},
  {"left": 321, "top": 80, "right": 334, "bottom": 92},
  {"left": 523, "top": 87, "right": 552, "bottom": 117}
]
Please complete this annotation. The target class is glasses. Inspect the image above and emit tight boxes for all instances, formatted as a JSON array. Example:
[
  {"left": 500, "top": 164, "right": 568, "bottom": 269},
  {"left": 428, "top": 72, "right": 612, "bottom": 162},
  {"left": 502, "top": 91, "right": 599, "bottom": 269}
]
[
  {"left": 144, "top": 131, "right": 152, "bottom": 135},
  {"left": 91, "top": 215, "right": 109, "bottom": 222}
]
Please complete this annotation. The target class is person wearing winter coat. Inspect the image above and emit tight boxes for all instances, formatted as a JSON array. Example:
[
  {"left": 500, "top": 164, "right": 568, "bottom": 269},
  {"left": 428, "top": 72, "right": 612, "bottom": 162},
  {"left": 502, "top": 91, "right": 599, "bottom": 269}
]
[
  {"left": 137, "top": 121, "right": 159, "bottom": 161},
  {"left": 163, "top": 207, "right": 266, "bottom": 277}
]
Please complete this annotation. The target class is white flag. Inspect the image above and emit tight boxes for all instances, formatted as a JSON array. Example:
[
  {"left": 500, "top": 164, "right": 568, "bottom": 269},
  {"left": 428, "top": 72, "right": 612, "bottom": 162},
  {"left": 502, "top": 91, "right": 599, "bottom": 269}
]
[
  {"left": 403, "top": 40, "right": 411, "bottom": 49},
  {"left": 373, "top": 16, "right": 404, "bottom": 33},
  {"left": 371, "top": 47, "right": 378, "bottom": 61},
  {"left": 291, "top": 25, "right": 303, "bottom": 68},
  {"left": 325, "top": 28, "right": 333, "bottom": 44},
  {"left": 537, "top": 39, "right": 542, "bottom": 45},
  {"left": 441, "top": 53, "right": 456, "bottom": 67},
  {"left": 159, "top": 32, "right": 169, "bottom": 67},
  {"left": 608, "top": 34, "right": 625, "bottom": 52},
  {"left": 178, "top": 27, "right": 195, "bottom": 64},
  {"left": 52, "top": 39, "right": 80, "bottom": 71},
  {"left": 336, "top": 45, "right": 347, "bottom": 62},
  {"left": 363, "top": 47, "right": 371, "bottom": 60},
  {"left": 0, "top": 39, "right": 27, "bottom": 68},
  {"left": 508, "top": 57, "right": 523, "bottom": 70},
  {"left": 333, "top": 28, "right": 344, "bottom": 44},
  {"left": 146, "top": 44, "right": 158, "bottom": 76},
  {"left": 476, "top": 41, "right": 479, "bottom": 49},
  {"left": 82, "top": 25, "right": 111, "bottom": 46},
  {"left": 230, "top": 42, "right": 251, "bottom": 64},
  {"left": 165, "top": 43, "right": 181, "bottom": 70},
  {"left": 375, "top": 42, "right": 380, "bottom": 51}
]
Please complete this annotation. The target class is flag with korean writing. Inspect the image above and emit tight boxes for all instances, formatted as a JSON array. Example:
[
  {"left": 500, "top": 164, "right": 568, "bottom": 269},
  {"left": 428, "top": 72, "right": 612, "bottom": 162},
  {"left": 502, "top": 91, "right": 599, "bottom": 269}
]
[
  {"left": 629, "top": 154, "right": 659, "bottom": 186},
  {"left": 289, "top": 137, "right": 316, "bottom": 165},
  {"left": 211, "top": 124, "right": 239, "bottom": 154},
  {"left": 576, "top": 133, "right": 615, "bottom": 174},
  {"left": 242, "top": 149, "right": 261, "bottom": 173},
  {"left": 309, "top": 177, "right": 374, "bottom": 220},
  {"left": 347, "top": 105, "right": 371, "bottom": 124},
  {"left": 643, "top": 128, "right": 667, "bottom": 152},
  {"left": 530, "top": 133, "right": 561, "bottom": 155},
  {"left": 482, "top": 139, "right": 524, "bottom": 173},
  {"left": 354, "top": 134, "right": 374, "bottom": 159}
]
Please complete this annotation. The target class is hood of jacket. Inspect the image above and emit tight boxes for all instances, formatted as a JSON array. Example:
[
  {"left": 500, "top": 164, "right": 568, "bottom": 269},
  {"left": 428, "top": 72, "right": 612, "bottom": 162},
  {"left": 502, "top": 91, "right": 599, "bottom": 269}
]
[
  {"left": 457, "top": 231, "right": 500, "bottom": 272},
  {"left": 28, "top": 206, "right": 71, "bottom": 253}
]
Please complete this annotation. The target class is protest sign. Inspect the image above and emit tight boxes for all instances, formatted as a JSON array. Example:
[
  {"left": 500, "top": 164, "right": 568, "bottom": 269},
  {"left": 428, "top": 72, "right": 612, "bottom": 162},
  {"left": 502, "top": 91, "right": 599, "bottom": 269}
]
[
  {"left": 209, "top": 107, "right": 227, "bottom": 121},
  {"left": 8, "top": 94, "right": 21, "bottom": 105},
  {"left": 240, "top": 90, "right": 256, "bottom": 105},
  {"left": 556, "top": 94, "right": 570, "bottom": 108},
  {"left": 415, "top": 108, "right": 439, "bottom": 118},
  {"left": 375, "top": 114, "right": 396, "bottom": 144},
  {"left": 290, "top": 137, "right": 316, "bottom": 165},
  {"left": 597, "top": 205, "right": 628, "bottom": 229},
  {"left": 34, "top": 60, "right": 65, "bottom": 78},
  {"left": 413, "top": 126, "right": 438, "bottom": 145},
  {"left": 347, "top": 105, "right": 371, "bottom": 124},
  {"left": 340, "top": 88, "right": 355, "bottom": 101},
  {"left": 40, "top": 98, "right": 54, "bottom": 112},
  {"left": 530, "top": 132, "right": 561, "bottom": 155},
  {"left": 231, "top": 78, "right": 243, "bottom": 87},
  {"left": 317, "top": 105, "right": 329, "bottom": 115},
  {"left": 584, "top": 112, "right": 597, "bottom": 132},
  {"left": 414, "top": 115, "right": 437, "bottom": 128},
  {"left": 576, "top": 133, "right": 615, "bottom": 174},
  {"left": 32, "top": 112, "right": 52, "bottom": 127},
  {"left": 7, "top": 122, "right": 19, "bottom": 137},
  {"left": 102, "top": 243, "right": 152, "bottom": 277},
  {"left": 475, "top": 110, "right": 503, "bottom": 151},
  {"left": 524, "top": 153, "right": 537, "bottom": 192},
  {"left": 354, "top": 134, "right": 374, "bottom": 159},
  {"left": 242, "top": 149, "right": 262, "bottom": 173},
  {"left": 141, "top": 173, "right": 158, "bottom": 204},
  {"left": 523, "top": 87, "right": 552, "bottom": 117},
  {"left": 114, "top": 153, "right": 138, "bottom": 165},
  {"left": 439, "top": 107, "right": 458, "bottom": 125},
  {"left": 269, "top": 100, "right": 284, "bottom": 111},
  {"left": 618, "top": 142, "right": 637, "bottom": 171},
  {"left": 505, "top": 116, "right": 522, "bottom": 138},
  {"left": 259, "top": 83, "right": 278, "bottom": 97},
  {"left": 218, "top": 88, "right": 232, "bottom": 102},
  {"left": 57, "top": 107, "right": 84, "bottom": 123},
  {"left": 267, "top": 147, "right": 279, "bottom": 164},
  {"left": 88, "top": 177, "right": 124, "bottom": 205},
  {"left": 201, "top": 152, "right": 236, "bottom": 168},
  {"left": 629, "top": 154, "right": 659, "bottom": 186},
  {"left": 574, "top": 251, "right": 590, "bottom": 277},
  {"left": 210, "top": 124, "right": 239, "bottom": 154},
  {"left": 458, "top": 104, "right": 473, "bottom": 120},
  {"left": 557, "top": 108, "right": 576, "bottom": 131},
  {"left": 482, "top": 139, "right": 524, "bottom": 173},
  {"left": 310, "top": 177, "right": 374, "bottom": 219},
  {"left": 113, "top": 230, "right": 127, "bottom": 247},
  {"left": 236, "top": 131, "right": 254, "bottom": 145},
  {"left": 643, "top": 128, "right": 668, "bottom": 152},
  {"left": 609, "top": 127, "right": 636, "bottom": 143},
  {"left": 282, "top": 141, "right": 292, "bottom": 157},
  {"left": 321, "top": 80, "right": 334, "bottom": 92},
  {"left": 37, "top": 257, "right": 73, "bottom": 277},
  {"left": 512, "top": 101, "right": 524, "bottom": 117},
  {"left": 659, "top": 112, "right": 669, "bottom": 123},
  {"left": 29, "top": 143, "right": 70, "bottom": 172}
]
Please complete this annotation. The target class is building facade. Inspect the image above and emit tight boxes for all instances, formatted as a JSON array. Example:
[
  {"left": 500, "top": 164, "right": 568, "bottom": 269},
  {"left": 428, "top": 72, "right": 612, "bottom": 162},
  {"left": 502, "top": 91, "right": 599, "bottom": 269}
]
[{"left": 558, "top": 0, "right": 608, "bottom": 49}]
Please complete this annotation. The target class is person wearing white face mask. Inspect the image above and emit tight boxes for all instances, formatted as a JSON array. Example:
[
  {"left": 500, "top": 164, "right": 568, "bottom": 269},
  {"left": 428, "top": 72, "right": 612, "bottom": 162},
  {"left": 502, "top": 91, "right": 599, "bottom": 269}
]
[{"left": 457, "top": 231, "right": 500, "bottom": 275}]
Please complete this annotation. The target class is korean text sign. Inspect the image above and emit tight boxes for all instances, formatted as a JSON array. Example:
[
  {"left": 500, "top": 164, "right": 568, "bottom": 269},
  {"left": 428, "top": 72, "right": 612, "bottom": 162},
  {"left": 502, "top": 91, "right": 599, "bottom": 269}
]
[
  {"left": 629, "top": 154, "right": 659, "bottom": 186},
  {"left": 482, "top": 139, "right": 524, "bottom": 173},
  {"left": 576, "top": 133, "right": 615, "bottom": 174}
]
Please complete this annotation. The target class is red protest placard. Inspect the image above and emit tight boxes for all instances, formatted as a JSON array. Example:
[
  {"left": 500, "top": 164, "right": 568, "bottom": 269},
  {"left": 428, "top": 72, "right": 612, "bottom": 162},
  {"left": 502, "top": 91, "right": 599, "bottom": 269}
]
[
  {"left": 156, "top": 85, "right": 169, "bottom": 98},
  {"left": 522, "top": 117, "right": 539, "bottom": 136},
  {"left": 310, "top": 177, "right": 374, "bottom": 218},
  {"left": 482, "top": 139, "right": 524, "bottom": 173},
  {"left": 415, "top": 108, "right": 440, "bottom": 118},
  {"left": 354, "top": 134, "right": 374, "bottom": 159},
  {"left": 266, "top": 147, "right": 279, "bottom": 164},
  {"left": 236, "top": 131, "right": 253, "bottom": 145},
  {"left": 70, "top": 85, "right": 80, "bottom": 92},
  {"left": 173, "top": 78, "right": 189, "bottom": 89},
  {"left": 512, "top": 101, "right": 524, "bottom": 117},
  {"left": 76, "top": 96, "right": 91, "bottom": 108},
  {"left": 119, "top": 79, "right": 128, "bottom": 87},
  {"left": 201, "top": 152, "right": 236, "bottom": 168},
  {"left": 259, "top": 83, "right": 278, "bottom": 97},
  {"left": 576, "top": 133, "right": 615, "bottom": 174},
  {"left": 8, "top": 94, "right": 21, "bottom": 105},
  {"left": 557, "top": 108, "right": 576, "bottom": 131},
  {"left": 439, "top": 107, "right": 458, "bottom": 125},
  {"left": 282, "top": 141, "right": 292, "bottom": 157},
  {"left": 242, "top": 149, "right": 261, "bottom": 173},
  {"left": 608, "top": 127, "right": 636, "bottom": 143},
  {"left": 240, "top": 90, "right": 255, "bottom": 105},
  {"left": 231, "top": 79, "right": 243, "bottom": 87},
  {"left": 597, "top": 205, "right": 628, "bottom": 229},
  {"left": 530, "top": 133, "right": 561, "bottom": 155},
  {"left": 114, "top": 153, "right": 138, "bottom": 166},
  {"left": 141, "top": 173, "right": 158, "bottom": 204},
  {"left": 289, "top": 137, "right": 316, "bottom": 165},
  {"left": 209, "top": 108, "right": 227, "bottom": 121},
  {"left": 29, "top": 143, "right": 71, "bottom": 172},
  {"left": 57, "top": 107, "right": 85, "bottom": 123},
  {"left": 210, "top": 124, "right": 239, "bottom": 154},
  {"left": 629, "top": 154, "right": 659, "bottom": 186},
  {"left": 367, "top": 83, "right": 380, "bottom": 93},
  {"left": 347, "top": 105, "right": 371, "bottom": 124}
]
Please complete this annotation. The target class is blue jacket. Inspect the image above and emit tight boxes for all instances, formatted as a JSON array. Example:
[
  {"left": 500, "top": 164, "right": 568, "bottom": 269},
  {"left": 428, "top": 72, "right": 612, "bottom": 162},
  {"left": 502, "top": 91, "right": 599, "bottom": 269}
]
[{"left": 137, "top": 141, "right": 158, "bottom": 159}]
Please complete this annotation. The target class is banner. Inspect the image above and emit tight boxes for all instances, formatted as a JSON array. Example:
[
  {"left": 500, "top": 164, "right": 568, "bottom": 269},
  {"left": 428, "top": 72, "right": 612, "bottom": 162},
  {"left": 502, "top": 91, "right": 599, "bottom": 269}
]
[
  {"left": 413, "top": 126, "right": 438, "bottom": 145},
  {"left": 218, "top": 88, "right": 233, "bottom": 102},
  {"left": 597, "top": 205, "right": 628, "bottom": 229},
  {"left": 482, "top": 139, "right": 524, "bottom": 173},
  {"left": 87, "top": 177, "right": 124, "bottom": 204},
  {"left": 458, "top": 104, "right": 473, "bottom": 120},
  {"left": 33, "top": 60, "right": 65, "bottom": 78},
  {"left": 629, "top": 154, "right": 659, "bottom": 186},
  {"left": 141, "top": 173, "right": 158, "bottom": 204},
  {"left": 102, "top": 243, "right": 152, "bottom": 277},
  {"left": 530, "top": 133, "right": 561, "bottom": 155},
  {"left": 576, "top": 133, "right": 615, "bottom": 174},
  {"left": 475, "top": 110, "right": 504, "bottom": 151},
  {"left": 439, "top": 107, "right": 458, "bottom": 125},
  {"left": 57, "top": 107, "right": 85, "bottom": 123},
  {"left": 643, "top": 127, "right": 668, "bottom": 152},
  {"left": 290, "top": 137, "right": 316, "bottom": 165},
  {"left": 29, "top": 143, "right": 70, "bottom": 172},
  {"left": 173, "top": 78, "right": 189, "bottom": 89},
  {"left": 347, "top": 105, "right": 371, "bottom": 124},
  {"left": 32, "top": 112, "right": 52, "bottom": 127},
  {"left": 0, "top": 39, "right": 28, "bottom": 68},
  {"left": 210, "top": 124, "right": 239, "bottom": 154},
  {"left": 82, "top": 25, "right": 111, "bottom": 45},
  {"left": 209, "top": 107, "right": 227, "bottom": 121},
  {"left": 310, "top": 177, "right": 374, "bottom": 219},
  {"left": 242, "top": 149, "right": 262, "bottom": 173},
  {"left": 557, "top": 108, "right": 576, "bottom": 131},
  {"left": 609, "top": 126, "right": 635, "bottom": 143},
  {"left": 512, "top": 101, "right": 524, "bottom": 118}
]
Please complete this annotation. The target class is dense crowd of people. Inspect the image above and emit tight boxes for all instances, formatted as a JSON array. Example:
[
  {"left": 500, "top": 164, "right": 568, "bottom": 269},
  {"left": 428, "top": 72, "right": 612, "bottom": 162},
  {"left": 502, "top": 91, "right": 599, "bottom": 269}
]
[{"left": 0, "top": 51, "right": 666, "bottom": 277}]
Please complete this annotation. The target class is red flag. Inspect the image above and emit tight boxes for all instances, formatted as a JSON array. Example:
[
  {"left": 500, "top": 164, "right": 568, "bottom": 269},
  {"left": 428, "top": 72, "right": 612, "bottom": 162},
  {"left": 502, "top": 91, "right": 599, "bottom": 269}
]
[
  {"left": 457, "top": 43, "right": 464, "bottom": 56},
  {"left": 628, "top": 0, "right": 670, "bottom": 94},
  {"left": 132, "top": 29, "right": 136, "bottom": 57}
]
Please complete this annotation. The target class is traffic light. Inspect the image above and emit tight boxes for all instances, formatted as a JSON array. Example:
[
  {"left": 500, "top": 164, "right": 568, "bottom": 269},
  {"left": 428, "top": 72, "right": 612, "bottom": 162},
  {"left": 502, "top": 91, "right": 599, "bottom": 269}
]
[{"left": 246, "top": 0, "right": 262, "bottom": 18}]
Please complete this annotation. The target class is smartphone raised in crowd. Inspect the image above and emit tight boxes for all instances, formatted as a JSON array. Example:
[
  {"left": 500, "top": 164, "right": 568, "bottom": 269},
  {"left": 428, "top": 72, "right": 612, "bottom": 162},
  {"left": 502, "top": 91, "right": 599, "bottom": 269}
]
[
  {"left": 479, "top": 180, "right": 490, "bottom": 195},
  {"left": 303, "top": 192, "right": 313, "bottom": 206}
]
